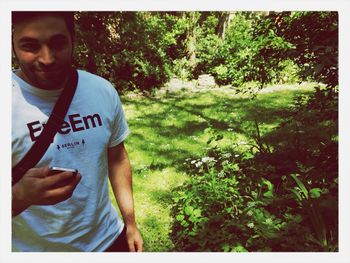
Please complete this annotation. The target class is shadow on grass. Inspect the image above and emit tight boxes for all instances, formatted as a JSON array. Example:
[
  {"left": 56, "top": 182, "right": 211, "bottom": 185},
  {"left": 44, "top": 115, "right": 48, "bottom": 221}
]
[
  {"left": 123, "top": 87, "right": 329, "bottom": 251},
  {"left": 124, "top": 88, "right": 314, "bottom": 170},
  {"left": 127, "top": 88, "right": 318, "bottom": 218}
]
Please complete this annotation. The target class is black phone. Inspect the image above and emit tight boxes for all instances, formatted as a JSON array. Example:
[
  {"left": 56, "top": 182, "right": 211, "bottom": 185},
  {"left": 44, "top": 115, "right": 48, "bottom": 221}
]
[
  {"left": 49, "top": 166, "right": 78, "bottom": 175},
  {"left": 48, "top": 166, "right": 79, "bottom": 188}
]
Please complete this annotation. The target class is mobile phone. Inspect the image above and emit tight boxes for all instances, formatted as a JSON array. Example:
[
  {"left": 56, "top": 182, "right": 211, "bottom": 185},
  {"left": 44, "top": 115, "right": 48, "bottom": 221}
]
[
  {"left": 48, "top": 166, "right": 79, "bottom": 188},
  {"left": 49, "top": 166, "right": 78, "bottom": 175}
]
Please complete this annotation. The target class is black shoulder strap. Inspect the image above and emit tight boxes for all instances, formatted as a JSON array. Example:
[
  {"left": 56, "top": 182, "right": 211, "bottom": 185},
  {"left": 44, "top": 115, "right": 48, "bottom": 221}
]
[{"left": 12, "top": 69, "right": 79, "bottom": 186}]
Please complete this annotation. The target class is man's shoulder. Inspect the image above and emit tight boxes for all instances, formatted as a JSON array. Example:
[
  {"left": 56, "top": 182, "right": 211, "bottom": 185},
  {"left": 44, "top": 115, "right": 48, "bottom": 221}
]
[
  {"left": 77, "top": 70, "right": 119, "bottom": 100},
  {"left": 77, "top": 70, "right": 112, "bottom": 87}
]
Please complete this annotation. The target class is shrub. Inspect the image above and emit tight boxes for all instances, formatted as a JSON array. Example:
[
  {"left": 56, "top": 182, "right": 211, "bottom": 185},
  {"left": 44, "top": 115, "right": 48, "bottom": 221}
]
[{"left": 170, "top": 88, "right": 338, "bottom": 252}]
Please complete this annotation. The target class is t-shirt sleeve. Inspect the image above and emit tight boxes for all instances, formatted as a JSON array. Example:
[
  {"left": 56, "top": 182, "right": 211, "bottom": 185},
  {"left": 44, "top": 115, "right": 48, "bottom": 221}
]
[{"left": 108, "top": 87, "right": 130, "bottom": 148}]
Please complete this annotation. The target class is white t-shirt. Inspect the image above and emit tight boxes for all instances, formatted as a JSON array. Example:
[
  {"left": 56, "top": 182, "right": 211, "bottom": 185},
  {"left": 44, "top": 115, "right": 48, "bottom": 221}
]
[{"left": 12, "top": 70, "right": 130, "bottom": 251}]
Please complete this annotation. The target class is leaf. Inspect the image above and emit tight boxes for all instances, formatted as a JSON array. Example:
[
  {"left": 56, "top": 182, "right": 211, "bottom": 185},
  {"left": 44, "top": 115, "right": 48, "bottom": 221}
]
[
  {"left": 310, "top": 188, "right": 322, "bottom": 198},
  {"left": 207, "top": 138, "right": 213, "bottom": 145},
  {"left": 262, "top": 178, "right": 273, "bottom": 191},
  {"left": 290, "top": 174, "right": 309, "bottom": 199},
  {"left": 262, "top": 178, "right": 274, "bottom": 198},
  {"left": 176, "top": 214, "right": 185, "bottom": 222},
  {"left": 263, "top": 190, "right": 273, "bottom": 198},
  {"left": 184, "top": 206, "right": 194, "bottom": 215},
  {"left": 291, "top": 189, "right": 302, "bottom": 202},
  {"left": 193, "top": 208, "right": 202, "bottom": 217},
  {"left": 189, "top": 216, "right": 197, "bottom": 223},
  {"left": 188, "top": 231, "right": 197, "bottom": 236},
  {"left": 180, "top": 221, "right": 189, "bottom": 227},
  {"left": 223, "top": 244, "right": 230, "bottom": 252},
  {"left": 216, "top": 134, "right": 224, "bottom": 141},
  {"left": 232, "top": 244, "right": 248, "bottom": 252}
]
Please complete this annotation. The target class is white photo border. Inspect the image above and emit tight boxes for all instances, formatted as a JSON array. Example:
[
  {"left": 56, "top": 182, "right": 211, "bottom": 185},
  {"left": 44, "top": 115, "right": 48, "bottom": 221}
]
[{"left": 1, "top": 1, "right": 349, "bottom": 263}]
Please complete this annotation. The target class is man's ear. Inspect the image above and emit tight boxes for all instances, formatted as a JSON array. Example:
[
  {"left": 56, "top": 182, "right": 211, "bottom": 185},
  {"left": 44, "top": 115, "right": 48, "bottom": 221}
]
[
  {"left": 12, "top": 39, "right": 19, "bottom": 68},
  {"left": 11, "top": 30, "right": 16, "bottom": 57}
]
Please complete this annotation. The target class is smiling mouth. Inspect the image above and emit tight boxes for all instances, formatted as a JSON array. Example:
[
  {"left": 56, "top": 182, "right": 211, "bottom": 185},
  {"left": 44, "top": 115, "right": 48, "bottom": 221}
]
[{"left": 36, "top": 69, "right": 60, "bottom": 73}]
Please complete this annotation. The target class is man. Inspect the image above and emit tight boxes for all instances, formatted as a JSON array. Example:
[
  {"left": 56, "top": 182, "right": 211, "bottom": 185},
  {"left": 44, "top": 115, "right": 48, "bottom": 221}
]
[{"left": 11, "top": 11, "right": 143, "bottom": 252}]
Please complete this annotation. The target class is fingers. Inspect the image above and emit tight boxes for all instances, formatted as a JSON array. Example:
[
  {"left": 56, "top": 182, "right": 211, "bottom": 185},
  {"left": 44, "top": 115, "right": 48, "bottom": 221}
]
[
  {"left": 126, "top": 227, "right": 143, "bottom": 252},
  {"left": 40, "top": 166, "right": 51, "bottom": 177},
  {"left": 15, "top": 167, "right": 81, "bottom": 207},
  {"left": 128, "top": 239, "right": 143, "bottom": 252},
  {"left": 128, "top": 241, "right": 136, "bottom": 252},
  {"left": 136, "top": 240, "right": 143, "bottom": 252},
  {"left": 45, "top": 173, "right": 81, "bottom": 203},
  {"left": 43, "top": 171, "right": 79, "bottom": 188},
  {"left": 26, "top": 166, "right": 50, "bottom": 178}
]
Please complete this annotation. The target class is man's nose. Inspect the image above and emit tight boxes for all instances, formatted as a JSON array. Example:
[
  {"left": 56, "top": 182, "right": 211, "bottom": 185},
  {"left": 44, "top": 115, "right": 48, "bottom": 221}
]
[{"left": 38, "top": 45, "right": 55, "bottom": 65}]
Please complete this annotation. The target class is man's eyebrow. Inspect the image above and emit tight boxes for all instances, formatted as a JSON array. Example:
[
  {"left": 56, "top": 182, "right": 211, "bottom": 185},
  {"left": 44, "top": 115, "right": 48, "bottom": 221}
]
[
  {"left": 18, "top": 37, "right": 38, "bottom": 43},
  {"left": 18, "top": 34, "right": 69, "bottom": 43}
]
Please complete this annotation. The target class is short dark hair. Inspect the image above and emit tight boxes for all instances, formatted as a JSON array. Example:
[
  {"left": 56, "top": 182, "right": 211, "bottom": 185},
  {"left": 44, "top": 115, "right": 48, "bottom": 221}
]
[{"left": 12, "top": 11, "right": 75, "bottom": 38}]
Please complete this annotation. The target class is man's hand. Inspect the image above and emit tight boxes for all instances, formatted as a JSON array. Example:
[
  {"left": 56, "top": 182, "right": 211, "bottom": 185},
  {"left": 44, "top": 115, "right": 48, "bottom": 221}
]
[
  {"left": 12, "top": 166, "right": 81, "bottom": 217},
  {"left": 125, "top": 224, "right": 143, "bottom": 252}
]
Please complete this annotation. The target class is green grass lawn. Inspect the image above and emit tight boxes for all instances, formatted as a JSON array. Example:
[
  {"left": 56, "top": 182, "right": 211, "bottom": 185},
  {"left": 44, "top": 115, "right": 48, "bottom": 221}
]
[{"left": 109, "top": 83, "right": 314, "bottom": 251}]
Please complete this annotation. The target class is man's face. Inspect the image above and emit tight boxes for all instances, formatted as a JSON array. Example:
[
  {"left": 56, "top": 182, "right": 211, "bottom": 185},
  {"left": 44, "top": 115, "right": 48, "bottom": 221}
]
[{"left": 12, "top": 15, "right": 73, "bottom": 90}]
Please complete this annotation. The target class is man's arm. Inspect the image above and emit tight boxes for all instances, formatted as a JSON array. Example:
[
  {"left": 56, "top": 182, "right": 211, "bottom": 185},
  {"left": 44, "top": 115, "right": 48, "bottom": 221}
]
[{"left": 107, "top": 142, "right": 143, "bottom": 252}]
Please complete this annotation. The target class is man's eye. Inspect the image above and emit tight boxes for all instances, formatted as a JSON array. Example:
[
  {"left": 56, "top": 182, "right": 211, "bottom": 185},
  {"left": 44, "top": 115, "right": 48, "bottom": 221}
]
[
  {"left": 49, "top": 39, "right": 68, "bottom": 50},
  {"left": 20, "top": 43, "right": 40, "bottom": 52}
]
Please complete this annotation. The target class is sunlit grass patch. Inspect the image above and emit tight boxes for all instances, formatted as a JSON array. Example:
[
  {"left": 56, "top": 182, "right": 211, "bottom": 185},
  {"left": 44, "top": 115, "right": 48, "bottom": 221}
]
[
  {"left": 110, "top": 83, "right": 315, "bottom": 251},
  {"left": 134, "top": 168, "right": 187, "bottom": 251}
]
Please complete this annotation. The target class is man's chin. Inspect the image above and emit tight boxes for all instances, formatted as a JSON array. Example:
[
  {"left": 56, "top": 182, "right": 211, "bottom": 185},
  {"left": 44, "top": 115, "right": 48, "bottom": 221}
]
[{"left": 34, "top": 72, "right": 69, "bottom": 90}]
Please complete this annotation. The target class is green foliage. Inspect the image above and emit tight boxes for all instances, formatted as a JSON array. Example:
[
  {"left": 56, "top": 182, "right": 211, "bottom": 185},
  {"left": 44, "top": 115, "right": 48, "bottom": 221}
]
[
  {"left": 289, "top": 173, "right": 337, "bottom": 251},
  {"left": 275, "top": 59, "right": 301, "bottom": 84},
  {"left": 171, "top": 144, "right": 304, "bottom": 251},
  {"left": 193, "top": 12, "right": 296, "bottom": 91},
  {"left": 170, "top": 87, "right": 338, "bottom": 252},
  {"left": 278, "top": 11, "right": 338, "bottom": 87},
  {"left": 191, "top": 11, "right": 337, "bottom": 93},
  {"left": 70, "top": 11, "right": 337, "bottom": 93},
  {"left": 191, "top": 13, "right": 223, "bottom": 78},
  {"left": 74, "top": 12, "right": 175, "bottom": 92}
]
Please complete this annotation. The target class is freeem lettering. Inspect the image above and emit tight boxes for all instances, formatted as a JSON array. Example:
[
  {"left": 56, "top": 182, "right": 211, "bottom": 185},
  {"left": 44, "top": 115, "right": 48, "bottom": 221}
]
[{"left": 27, "top": 113, "right": 102, "bottom": 141}]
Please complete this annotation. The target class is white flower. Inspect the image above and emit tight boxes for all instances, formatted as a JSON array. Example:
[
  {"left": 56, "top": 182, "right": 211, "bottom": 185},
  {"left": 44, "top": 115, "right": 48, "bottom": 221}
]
[
  {"left": 218, "top": 171, "right": 225, "bottom": 177},
  {"left": 191, "top": 160, "right": 196, "bottom": 164},
  {"left": 265, "top": 218, "right": 273, "bottom": 225},
  {"left": 202, "top": 157, "right": 215, "bottom": 163},
  {"left": 247, "top": 222, "right": 255, "bottom": 228},
  {"left": 201, "top": 157, "right": 210, "bottom": 162},
  {"left": 222, "top": 153, "right": 232, "bottom": 159},
  {"left": 222, "top": 160, "right": 229, "bottom": 166},
  {"left": 195, "top": 161, "right": 203, "bottom": 167}
]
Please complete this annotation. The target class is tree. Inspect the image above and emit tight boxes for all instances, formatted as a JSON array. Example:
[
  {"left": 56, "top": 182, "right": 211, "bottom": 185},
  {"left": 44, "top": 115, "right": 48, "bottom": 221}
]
[
  {"left": 74, "top": 12, "right": 174, "bottom": 92},
  {"left": 278, "top": 11, "right": 338, "bottom": 88}
]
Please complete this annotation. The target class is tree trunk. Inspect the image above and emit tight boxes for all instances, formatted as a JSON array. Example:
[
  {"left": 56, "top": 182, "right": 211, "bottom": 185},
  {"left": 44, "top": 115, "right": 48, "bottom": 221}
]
[
  {"left": 184, "top": 12, "right": 200, "bottom": 70},
  {"left": 217, "top": 11, "right": 235, "bottom": 39}
]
